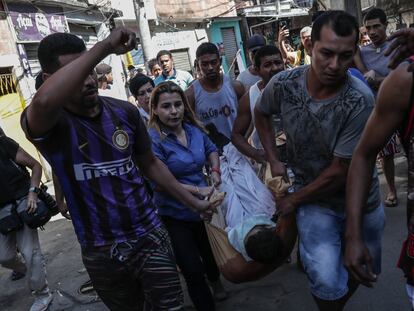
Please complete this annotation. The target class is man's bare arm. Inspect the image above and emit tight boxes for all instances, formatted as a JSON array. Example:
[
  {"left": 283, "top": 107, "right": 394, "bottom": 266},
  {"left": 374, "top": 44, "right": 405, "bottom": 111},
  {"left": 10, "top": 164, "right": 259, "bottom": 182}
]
[
  {"left": 278, "top": 26, "right": 296, "bottom": 63},
  {"left": 27, "top": 27, "right": 136, "bottom": 137},
  {"left": 232, "top": 80, "right": 246, "bottom": 100},
  {"left": 344, "top": 62, "right": 412, "bottom": 286},
  {"left": 232, "top": 93, "right": 265, "bottom": 163},
  {"left": 354, "top": 48, "right": 368, "bottom": 73},
  {"left": 136, "top": 149, "right": 215, "bottom": 214},
  {"left": 254, "top": 107, "right": 285, "bottom": 177},
  {"left": 185, "top": 85, "right": 196, "bottom": 111}
]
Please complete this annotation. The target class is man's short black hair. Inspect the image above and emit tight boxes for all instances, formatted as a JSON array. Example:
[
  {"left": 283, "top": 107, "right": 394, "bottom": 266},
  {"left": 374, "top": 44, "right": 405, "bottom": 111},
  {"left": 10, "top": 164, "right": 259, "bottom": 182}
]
[
  {"left": 245, "top": 226, "right": 284, "bottom": 264},
  {"left": 38, "top": 33, "right": 86, "bottom": 74},
  {"left": 311, "top": 10, "right": 359, "bottom": 46},
  {"left": 148, "top": 58, "right": 158, "bottom": 71},
  {"left": 253, "top": 45, "right": 282, "bottom": 68},
  {"left": 129, "top": 74, "right": 155, "bottom": 97},
  {"left": 363, "top": 7, "right": 387, "bottom": 25},
  {"left": 156, "top": 50, "right": 172, "bottom": 61},
  {"left": 312, "top": 10, "right": 325, "bottom": 23},
  {"left": 196, "top": 42, "right": 220, "bottom": 59}
]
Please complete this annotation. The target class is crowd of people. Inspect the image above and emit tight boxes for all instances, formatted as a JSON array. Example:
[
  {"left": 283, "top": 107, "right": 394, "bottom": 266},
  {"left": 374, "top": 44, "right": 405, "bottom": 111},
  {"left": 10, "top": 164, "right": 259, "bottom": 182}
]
[{"left": 1, "top": 6, "right": 414, "bottom": 311}]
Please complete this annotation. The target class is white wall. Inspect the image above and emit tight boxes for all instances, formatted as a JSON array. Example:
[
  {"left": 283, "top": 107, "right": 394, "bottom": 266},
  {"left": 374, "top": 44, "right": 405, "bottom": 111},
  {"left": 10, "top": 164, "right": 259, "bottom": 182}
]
[
  {"left": 110, "top": 0, "right": 136, "bottom": 20},
  {"left": 151, "top": 29, "right": 208, "bottom": 65}
]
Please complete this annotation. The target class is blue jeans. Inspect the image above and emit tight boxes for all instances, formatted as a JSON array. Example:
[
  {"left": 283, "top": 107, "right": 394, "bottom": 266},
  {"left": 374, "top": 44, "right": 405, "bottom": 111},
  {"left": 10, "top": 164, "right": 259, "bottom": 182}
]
[{"left": 296, "top": 203, "right": 385, "bottom": 300}]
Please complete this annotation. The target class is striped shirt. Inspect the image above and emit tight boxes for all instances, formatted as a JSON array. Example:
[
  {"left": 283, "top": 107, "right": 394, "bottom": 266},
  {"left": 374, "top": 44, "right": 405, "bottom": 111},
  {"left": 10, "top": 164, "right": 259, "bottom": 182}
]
[{"left": 21, "top": 96, "right": 160, "bottom": 248}]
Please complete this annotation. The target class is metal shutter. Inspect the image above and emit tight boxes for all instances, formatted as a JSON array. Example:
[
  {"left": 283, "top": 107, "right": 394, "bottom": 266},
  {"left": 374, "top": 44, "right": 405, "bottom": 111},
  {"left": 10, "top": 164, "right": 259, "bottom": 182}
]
[
  {"left": 68, "top": 23, "right": 98, "bottom": 51},
  {"left": 24, "top": 43, "right": 41, "bottom": 76},
  {"left": 220, "top": 27, "right": 238, "bottom": 78},
  {"left": 171, "top": 49, "right": 192, "bottom": 73}
]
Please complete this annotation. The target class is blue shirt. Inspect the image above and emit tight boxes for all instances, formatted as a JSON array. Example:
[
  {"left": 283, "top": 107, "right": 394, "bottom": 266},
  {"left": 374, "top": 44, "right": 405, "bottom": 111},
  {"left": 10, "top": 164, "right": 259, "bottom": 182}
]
[
  {"left": 149, "top": 122, "right": 217, "bottom": 221},
  {"left": 348, "top": 68, "right": 369, "bottom": 87},
  {"left": 154, "top": 69, "right": 194, "bottom": 90}
]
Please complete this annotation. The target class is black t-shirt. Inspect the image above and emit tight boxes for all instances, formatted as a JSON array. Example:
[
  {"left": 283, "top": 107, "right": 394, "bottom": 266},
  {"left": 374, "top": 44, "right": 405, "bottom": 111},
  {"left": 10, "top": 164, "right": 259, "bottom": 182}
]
[{"left": 0, "top": 135, "right": 30, "bottom": 205}]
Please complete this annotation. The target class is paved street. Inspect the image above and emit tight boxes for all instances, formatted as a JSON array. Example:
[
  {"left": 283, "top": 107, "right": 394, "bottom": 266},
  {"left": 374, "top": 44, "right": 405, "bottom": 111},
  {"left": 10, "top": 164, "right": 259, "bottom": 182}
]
[{"left": 0, "top": 155, "right": 411, "bottom": 311}]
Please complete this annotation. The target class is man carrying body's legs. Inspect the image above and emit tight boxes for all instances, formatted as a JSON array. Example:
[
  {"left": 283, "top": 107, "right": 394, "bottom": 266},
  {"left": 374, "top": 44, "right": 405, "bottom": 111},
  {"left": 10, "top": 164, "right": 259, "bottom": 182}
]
[{"left": 255, "top": 11, "right": 384, "bottom": 311}]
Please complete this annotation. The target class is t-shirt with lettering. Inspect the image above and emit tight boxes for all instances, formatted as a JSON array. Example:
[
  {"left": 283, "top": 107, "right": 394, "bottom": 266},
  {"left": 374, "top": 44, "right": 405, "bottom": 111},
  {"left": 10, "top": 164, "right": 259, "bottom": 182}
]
[
  {"left": 21, "top": 96, "right": 160, "bottom": 248},
  {"left": 256, "top": 66, "right": 381, "bottom": 212}
]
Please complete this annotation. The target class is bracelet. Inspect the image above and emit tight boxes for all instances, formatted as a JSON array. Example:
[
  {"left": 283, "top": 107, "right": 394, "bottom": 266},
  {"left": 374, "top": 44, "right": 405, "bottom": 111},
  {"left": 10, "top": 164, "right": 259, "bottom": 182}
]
[{"left": 211, "top": 167, "right": 221, "bottom": 175}]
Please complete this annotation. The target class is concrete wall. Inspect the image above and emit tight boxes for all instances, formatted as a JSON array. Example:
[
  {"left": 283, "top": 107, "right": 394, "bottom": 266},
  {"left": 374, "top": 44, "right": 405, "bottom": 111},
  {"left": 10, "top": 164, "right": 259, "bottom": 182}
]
[
  {"left": 151, "top": 28, "right": 208, "bottom": 66},
  {"left": 155, "top": 0, "right": 237, "bottom": 19}
]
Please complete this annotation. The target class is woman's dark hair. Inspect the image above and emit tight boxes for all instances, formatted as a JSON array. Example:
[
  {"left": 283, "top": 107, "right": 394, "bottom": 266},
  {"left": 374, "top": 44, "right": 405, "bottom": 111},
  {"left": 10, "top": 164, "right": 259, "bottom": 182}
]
[
  {"left": 156, "top": 50, "right": 172, "bottom": 61},
  {"left": 363, "top": 8, "right": 387, "bottom": 25},
  {"left": 253, "top": 45, "right": 282, "bottom": 68},
  {"left": 129, "top": 74, "right": 155, "bottom": 98},
  {"left": 311, "top": 10, "right": 359, "bottom": 46},
  {"left": 196, "top": 42, "right": 220, "bottom": 59},
  {"left": 245, "top": 226, "right": 284, "bottom": 264},
  {"left": 38, "top": 33, "right": 86, "bottom": 74}
]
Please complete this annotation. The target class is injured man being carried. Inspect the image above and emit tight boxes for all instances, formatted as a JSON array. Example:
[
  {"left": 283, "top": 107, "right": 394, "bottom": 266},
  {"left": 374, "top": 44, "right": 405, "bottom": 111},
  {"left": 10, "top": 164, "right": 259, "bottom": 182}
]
[
  {"left": 205, "top": 144, "right": 297, "bottom": 283},
  {"left": 228, "top": 214, "right": 281, "bottom": 264}
]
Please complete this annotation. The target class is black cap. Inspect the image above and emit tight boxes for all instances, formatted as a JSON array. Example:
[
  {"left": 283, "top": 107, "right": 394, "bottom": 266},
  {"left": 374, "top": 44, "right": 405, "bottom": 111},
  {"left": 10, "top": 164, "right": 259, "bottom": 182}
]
[{"left": 247, "top": 34, "right": 266, "bottom": 52}]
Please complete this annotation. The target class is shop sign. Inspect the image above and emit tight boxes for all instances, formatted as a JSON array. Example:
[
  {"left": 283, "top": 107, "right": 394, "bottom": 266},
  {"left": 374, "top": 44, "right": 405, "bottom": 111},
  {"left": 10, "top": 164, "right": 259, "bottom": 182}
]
[
  {"left": 8, "top": 3, "right": 69, "bottom": 42},
  {"left": 16, "top": 44, "right": 31, "bottom": 75}
]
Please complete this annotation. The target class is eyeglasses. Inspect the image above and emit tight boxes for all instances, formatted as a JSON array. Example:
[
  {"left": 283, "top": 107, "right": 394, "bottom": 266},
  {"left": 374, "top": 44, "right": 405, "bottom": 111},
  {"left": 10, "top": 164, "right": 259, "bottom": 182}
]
[{"left": 137, "top": 87, "right": 153, "bottom": 97}]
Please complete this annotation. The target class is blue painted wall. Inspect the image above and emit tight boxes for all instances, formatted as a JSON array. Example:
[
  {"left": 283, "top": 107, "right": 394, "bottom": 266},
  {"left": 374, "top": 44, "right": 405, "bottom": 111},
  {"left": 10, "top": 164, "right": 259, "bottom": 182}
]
[{"left": 207, "top": 19, "right": 246, "bottom": 74}]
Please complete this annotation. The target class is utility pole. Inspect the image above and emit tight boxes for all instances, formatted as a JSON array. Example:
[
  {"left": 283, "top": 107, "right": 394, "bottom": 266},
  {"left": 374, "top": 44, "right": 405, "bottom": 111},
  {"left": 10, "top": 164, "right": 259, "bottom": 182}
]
[{"left": 133, "top": 0, "right": 153, "bottom": 64}]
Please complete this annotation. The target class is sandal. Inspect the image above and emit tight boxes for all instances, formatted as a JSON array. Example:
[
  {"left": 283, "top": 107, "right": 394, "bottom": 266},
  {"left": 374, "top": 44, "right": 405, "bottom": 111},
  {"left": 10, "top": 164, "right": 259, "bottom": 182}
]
[
  {"left": 78, "top": 279, "right": 95, "bottom": 295},
  {"left": 384, "top": 195, "right": 398, "bottom": 207}
]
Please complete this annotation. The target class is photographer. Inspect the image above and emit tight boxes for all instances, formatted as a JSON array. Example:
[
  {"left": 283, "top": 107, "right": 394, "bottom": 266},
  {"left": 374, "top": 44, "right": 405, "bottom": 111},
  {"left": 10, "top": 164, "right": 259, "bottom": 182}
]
[
  {"left": 0, "top": 134, "right": 52, "bottom": 311},
  {"left": 278, "top": 25, "right": 312, "bottom": 67}
]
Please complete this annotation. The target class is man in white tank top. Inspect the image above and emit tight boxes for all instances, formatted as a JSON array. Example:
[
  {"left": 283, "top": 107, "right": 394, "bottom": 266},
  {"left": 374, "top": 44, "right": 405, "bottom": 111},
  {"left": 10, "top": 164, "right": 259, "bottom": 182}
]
[
  {"left": 231, "top": 45, "right": 285, "bottom": 164},
  {"left": 186, "top": 43, "right": 245, "bottom": 152}
]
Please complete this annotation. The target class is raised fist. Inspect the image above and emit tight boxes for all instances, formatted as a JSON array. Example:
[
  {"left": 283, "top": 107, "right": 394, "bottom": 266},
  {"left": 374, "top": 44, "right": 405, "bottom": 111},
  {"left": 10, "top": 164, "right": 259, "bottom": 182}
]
[{"left": 103, "top": 27, "right": 137, "bottom": 55}]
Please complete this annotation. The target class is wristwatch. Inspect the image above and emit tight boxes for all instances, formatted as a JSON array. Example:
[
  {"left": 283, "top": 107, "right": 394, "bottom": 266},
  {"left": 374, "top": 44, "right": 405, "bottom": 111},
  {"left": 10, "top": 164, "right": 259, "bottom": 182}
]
[{"left": 29, "top": 186, "right": 40, "bottom": 194}]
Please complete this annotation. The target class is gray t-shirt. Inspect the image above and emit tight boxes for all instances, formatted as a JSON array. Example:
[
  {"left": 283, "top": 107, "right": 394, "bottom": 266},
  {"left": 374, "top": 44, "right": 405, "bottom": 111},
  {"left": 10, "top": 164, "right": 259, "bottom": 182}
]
[
  {"left": 237, "top": 68, "right": 261, "bottom": 90},
  {"left": 256, "top": 66, "right": 381, "bottom": 212},
  {"left": 360, "top": 41, "right": 391, "bottom": 77}
]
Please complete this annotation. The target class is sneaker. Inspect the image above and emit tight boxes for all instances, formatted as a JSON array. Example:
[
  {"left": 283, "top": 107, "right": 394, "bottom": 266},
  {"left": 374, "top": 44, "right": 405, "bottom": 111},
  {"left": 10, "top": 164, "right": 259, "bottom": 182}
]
[
  {"left": 10, "top": 270, "right": 25, "bottom": 281},
  {"left": 30, "top": 293, "right": 53, "bottom": 311},
  {"left": 210, "top": 280, "right": 228, "bottom": 301}
]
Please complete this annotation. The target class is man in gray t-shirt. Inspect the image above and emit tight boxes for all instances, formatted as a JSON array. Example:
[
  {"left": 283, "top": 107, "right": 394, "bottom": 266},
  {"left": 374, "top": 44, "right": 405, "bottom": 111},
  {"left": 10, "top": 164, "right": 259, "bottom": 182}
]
[
  {"left": 255, "top": 11, "right": 384, "bottom": 311},
  {"left": 356, "top": 7, "right": 400, "bottom": 208}
]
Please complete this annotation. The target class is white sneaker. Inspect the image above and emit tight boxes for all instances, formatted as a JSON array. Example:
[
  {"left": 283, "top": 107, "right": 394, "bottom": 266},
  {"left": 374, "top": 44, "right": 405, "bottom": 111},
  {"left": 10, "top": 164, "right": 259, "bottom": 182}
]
[{"left": 29, "top": 293, "right": 53, "bottom": 311}]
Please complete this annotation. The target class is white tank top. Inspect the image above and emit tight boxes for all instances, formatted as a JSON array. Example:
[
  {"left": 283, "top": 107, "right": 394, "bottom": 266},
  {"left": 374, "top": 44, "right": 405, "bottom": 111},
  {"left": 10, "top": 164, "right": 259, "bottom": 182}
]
[
  {"left": 193, "top": 75, "right": 238, "bottom": 147},
  {"left": 248, "top": 81, "right": 262, "bottom": 149}
]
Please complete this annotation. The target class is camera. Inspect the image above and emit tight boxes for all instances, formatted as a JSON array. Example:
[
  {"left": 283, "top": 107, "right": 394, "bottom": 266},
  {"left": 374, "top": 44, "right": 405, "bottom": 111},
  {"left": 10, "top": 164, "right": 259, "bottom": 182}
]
[{"left": 38, "top": 184, "right": 59, "bottom": 216}]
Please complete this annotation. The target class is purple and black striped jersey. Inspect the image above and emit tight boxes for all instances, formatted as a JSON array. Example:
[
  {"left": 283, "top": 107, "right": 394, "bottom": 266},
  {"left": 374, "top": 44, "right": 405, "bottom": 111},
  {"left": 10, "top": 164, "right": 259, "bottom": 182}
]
[{"left": 22, "top": 96, "right": 160, "bottom": 247}]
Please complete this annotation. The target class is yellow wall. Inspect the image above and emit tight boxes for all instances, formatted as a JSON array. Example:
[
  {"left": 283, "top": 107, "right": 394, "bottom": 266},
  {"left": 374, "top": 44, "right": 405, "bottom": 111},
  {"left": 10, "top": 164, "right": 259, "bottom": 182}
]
[{"left": 0, "top": 93, "right": 50, "bottom": 181}]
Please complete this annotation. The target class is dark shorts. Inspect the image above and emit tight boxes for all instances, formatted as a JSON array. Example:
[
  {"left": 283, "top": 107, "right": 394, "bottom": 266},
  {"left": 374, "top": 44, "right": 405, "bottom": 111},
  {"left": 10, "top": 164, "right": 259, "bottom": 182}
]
[
  {"left": 379, "top": 134, "right": 401, "bottom": 157},
  {"left": 82, "top": 227, "right": 183, "bottom": 311}
]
